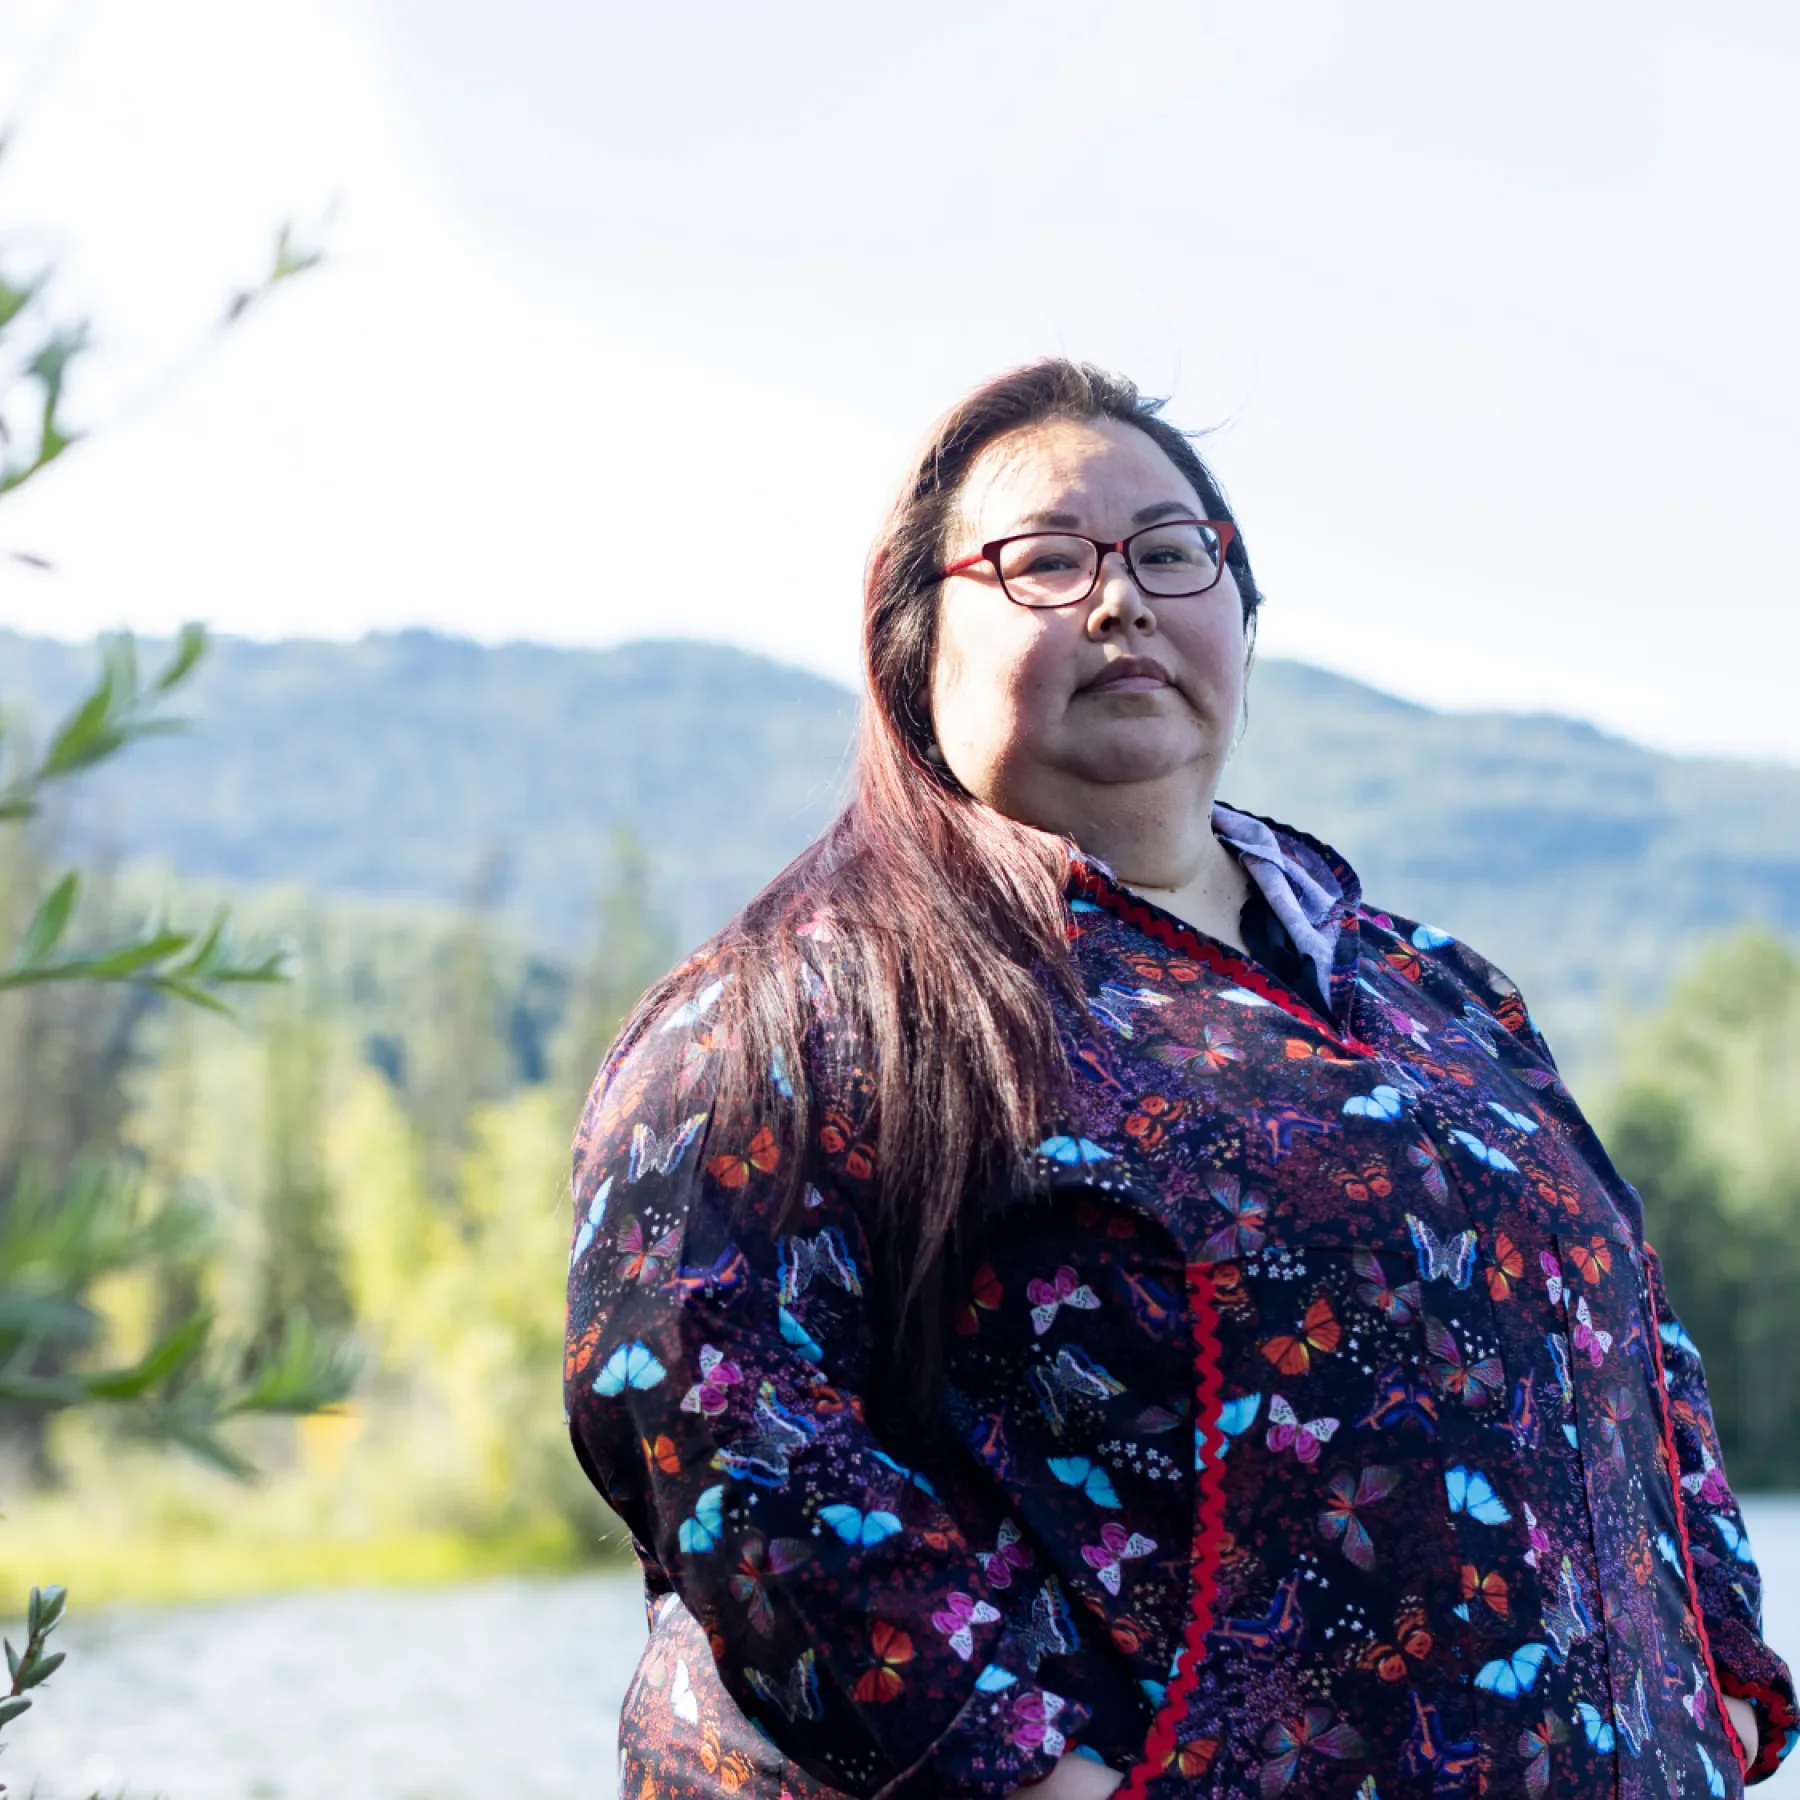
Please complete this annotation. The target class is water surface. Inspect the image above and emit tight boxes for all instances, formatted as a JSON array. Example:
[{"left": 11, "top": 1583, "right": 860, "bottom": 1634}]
[{"left": 11, "top": 1499, "right": 1800, "bottom": 1798}]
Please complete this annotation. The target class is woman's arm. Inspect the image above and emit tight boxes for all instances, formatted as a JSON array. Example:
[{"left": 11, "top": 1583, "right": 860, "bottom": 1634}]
[
  {"left": 1644, "top": 1247, "right": 1796, "bottom": 1783},
  {"left": 565, "top": 1002, "right": 1145, "bottom": 1800}
]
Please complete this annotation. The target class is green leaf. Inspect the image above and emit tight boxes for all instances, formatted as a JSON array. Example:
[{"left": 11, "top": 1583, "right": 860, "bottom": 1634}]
[
  {"left": 74, "top": 930, "right": 193, "bottom": 979},
  {"left": 154, "top": 623, "right": 208, "bottom": 694},
  {"left": 15, "top": 872, "right": 80, "bottom": 967},
  {"left": 0, "top": 1695, "right": 31, "bottom": 1727},
  {"left": 78, "top": 1313, "right": 211, "bottom": 1400},
  {"left": 18, "top": 1648, "right": 64, "bottom": 1689},
  {"left": 29, "top": 1586, "right": 66, "bottom": 1636},
  {"left": 5, "top": 1638, "right": 18, "bottom": 1681}
]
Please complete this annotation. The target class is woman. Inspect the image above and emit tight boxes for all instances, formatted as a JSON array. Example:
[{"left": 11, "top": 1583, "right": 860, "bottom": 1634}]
[{"left": 564, "top": 361, "right": 1794, "bottom": 1799}]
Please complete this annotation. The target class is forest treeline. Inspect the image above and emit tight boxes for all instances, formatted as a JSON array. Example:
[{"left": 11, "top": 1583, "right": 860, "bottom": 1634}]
[{"left": 2, "top": 741, "right": 1797, "bottom": 1600}]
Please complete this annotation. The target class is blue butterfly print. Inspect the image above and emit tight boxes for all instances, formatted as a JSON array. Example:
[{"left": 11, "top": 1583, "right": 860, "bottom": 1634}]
[
  {"left": 1656, "top": 1533, "right": 1681, "bottom": 1569},
  {"left": 660, "top": 978, "right": 725, "bottom": 1030},
  {"left": 817, "top": 1502, "right": 902, "bottom": 1547},
  {"left": 1037, "top": 1135, "right": 1112, "bottom": 1166},
  {"left": 746, "top": 1649, "right": 821, "bottom": 1722},
  {"left": 779, "top": 1305, "right": 824, "bottom": 1363},
  {"left": 1199, "top": 1392, "right": 1263, "bottom": 1469},
  {"left": 628, "top": 1112, "right": 709, "bottom": 1183},
  {"left": 1047, "top": 1455, "right": 1121, "bottom": 1507},
  {"left": 1449, "top": 1129, "right": 1519, "bottom": 1173},
  {"left": 779, "top": 1227, "right": 862, "bottom": 1303},
  {"left": 1444, "top": 1464, "right": 1512, "bottom": 1525},
  {"left": 1659, "top": 1320, "right": 1700, "bottom": 1359},
  {"left": 975, "top": 1664, "right": 1018, "bottom": 1692},
  {"left": 1411, "top": 923, "right": 1454, "bottom": 949},
  {"left": 872, "top": 1448, "right": 940, "bottom": 1499},
  {"left": 1485, "top": 1102, "right": 1539, "bottom": 1135},
  {"left": 571, "top": 1175, "right": 613, "bottom": 1267},
  {"left": 1696, "top": 1744, "right": 1727, "bottom": 1798},
  {"left": 1343, "top": 1085, "right": 1405, "bottom": 1122},
  {"left": 1220, "top": 986, "right": 1275, "bottom": 1008},
  {"left": 1405, "top": 1213, "right": 1477, "bottom": 1288},
  {"left": 1712, "top": 1514, "right": 1758, "bottom": 1564},
  {"left": 768, "top": 1049, "right": 795, "bottom": 1099},
  {"left": 1090, "top": 983, "right": 1173, "bottom": 1039},
  {"left": 593, "top": 1341, "right": 667, "bottom": 1395},
  {"left": 678, "top": 1483, "right": 725, "bottom": 1554},
  {"left": 1473, "top": 1642, "right": 1548, "bottom": 1698},
  {"left": 712, "top": 1385, "right": 815, "bottom": 1487},
  {"left": 1573, "top": 1701, "right": 1615, "bottom": 1753}
]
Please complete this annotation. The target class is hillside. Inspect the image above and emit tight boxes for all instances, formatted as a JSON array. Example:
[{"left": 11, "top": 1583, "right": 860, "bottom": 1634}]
[{"left": 4, "top": 628, "right": 1798, "bottom": 1079}]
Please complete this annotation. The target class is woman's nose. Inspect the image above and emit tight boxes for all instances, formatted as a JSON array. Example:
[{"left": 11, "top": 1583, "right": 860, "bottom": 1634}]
[{"left": 1086, "top": 552, "right": 1157, "bottom": 637}]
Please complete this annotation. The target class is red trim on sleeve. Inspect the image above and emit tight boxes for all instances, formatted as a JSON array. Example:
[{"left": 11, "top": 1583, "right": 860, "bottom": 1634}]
[
  {"left": 1645, "top": 1306, "right": 1747, "bottom": 1783},
  {"left": 1720, "top": 1667, "right": 1800, "bottom": 1785},
  {"left": 1114, "top": 1263, "right": 1228, "bottom": 1800}
]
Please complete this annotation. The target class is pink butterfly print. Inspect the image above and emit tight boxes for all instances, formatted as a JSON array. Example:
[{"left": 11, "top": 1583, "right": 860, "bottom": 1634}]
[
  {"left": 931, "top": 1590, "right": 1001, "bottom": 1661},
  {"left": 1202, "top": 1176, "right": 1268, "bottom": 1262},
  {"left": 977, "top": 1518, "right": 1033, "bottom": 1589},
  {"left": 680, "top": 1344, "right": 743, "bottom": 1415},
  {"left": 1680, "top": 1446, "right": 1731, "bottom": 1508},
  {"left": 1571, "top": 1296, "right": 1612, "bottom": 1367},
  {"left": 1081, "top": 1521, "right": 1157, "bottom": 1595},
  {"left": 1265, "top": 1394, "right": 1340, "bottom": 1464},
  {"left": 1009, "top": 1689, "right": 1069, "bottom": 1757},
  {"left": 1540, "top": 1250, "right": 1565, "bottom": 1310},
  {"left": 1027, "top": 1266, "right": 1101, "bottom": 1336},
  {"left": 1406, "top": 1138, "right": 1449, "bottom": 1203},
  {"left": 1522, "top": 1500, "right": 1550, "bottom": 1569}
]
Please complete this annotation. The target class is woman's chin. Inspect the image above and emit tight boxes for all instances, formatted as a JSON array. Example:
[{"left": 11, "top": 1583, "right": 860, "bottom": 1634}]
[{"left": 1063, "top": 726, "right": 1223, "bottom": 789}]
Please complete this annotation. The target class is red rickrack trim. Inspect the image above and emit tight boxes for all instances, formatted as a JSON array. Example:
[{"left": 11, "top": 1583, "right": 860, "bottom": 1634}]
[
  {"left": 1115, "top": 1264, "right": 1228, "bottom": 1800},
  {"left": 1720, "top": 1668, "right": 1800, "bottom": 1785},
  {"left": 1067, "top": 864, "right": 1378, "bottom": 1058},
  {"left": 1645, "top": 1311, "right": 1746, "bottom": 1782}
]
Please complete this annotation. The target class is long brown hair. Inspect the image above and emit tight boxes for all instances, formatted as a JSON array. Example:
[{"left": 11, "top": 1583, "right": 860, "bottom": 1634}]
[{"left": 611, "top": 359, "right": 1263, "bottom": 1432}]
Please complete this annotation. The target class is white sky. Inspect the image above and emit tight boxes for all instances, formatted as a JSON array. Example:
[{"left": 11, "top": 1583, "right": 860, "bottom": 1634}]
[{"left": 1, "top": 0, "right": 1797, "bottom": 761}]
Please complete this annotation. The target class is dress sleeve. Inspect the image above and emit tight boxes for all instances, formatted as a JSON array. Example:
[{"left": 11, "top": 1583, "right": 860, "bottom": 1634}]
[
  {"left": 1644, "top": 1246, "right": 1798, "bottom": 1783},
  {"left": 564, "top": 987, "right": 1144, "bottom": 1799}
]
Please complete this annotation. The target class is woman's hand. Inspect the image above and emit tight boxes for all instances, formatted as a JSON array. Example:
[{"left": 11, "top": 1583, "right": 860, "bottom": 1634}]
[
  {"left": 1726, "top": 1694, "right": 1759, "bottom": 1763},
  {"left": 1011, "top": 1753, "right": 1124, "bottom": 1799}
]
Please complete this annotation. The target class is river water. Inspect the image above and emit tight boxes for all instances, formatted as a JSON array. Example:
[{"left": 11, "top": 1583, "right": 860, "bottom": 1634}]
[{"left": 9, "top": 1500, "right": 1800, "bottom": 1799}]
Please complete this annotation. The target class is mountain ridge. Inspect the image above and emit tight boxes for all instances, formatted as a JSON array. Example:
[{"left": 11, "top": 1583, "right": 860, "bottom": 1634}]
[{"left": 4, "top": 627, "right": 1797, "bottom": 1080}]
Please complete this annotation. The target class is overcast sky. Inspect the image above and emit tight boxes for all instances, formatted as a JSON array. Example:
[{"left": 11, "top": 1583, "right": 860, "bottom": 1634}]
[{"left": 1, "top": 0, "right": 1796, "bottom": 761}]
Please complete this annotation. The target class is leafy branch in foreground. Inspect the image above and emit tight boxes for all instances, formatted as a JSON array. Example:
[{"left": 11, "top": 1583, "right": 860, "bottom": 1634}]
[
  {"left": 0, "top": 629, "right": 290, "bottom": 1006},
  {"left": 0, "top": 1586, "right": 67, "bottom": 1737}
]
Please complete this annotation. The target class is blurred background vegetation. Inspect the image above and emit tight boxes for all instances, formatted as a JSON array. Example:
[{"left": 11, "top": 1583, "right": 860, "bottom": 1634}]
[{"left": 0, "top": 622, "right": 1796, "bottom": 1613}]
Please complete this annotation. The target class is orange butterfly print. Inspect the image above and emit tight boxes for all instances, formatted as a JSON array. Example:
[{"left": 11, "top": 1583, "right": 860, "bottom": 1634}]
[
  {"left": 1486, "top": 1232, "right": 1525, "bottom": 1302},
  {"left": 852, "top": 1619, "right": 914, "bottom": 1703},
  {"left": 707, "top": 1125, "right": 780, "bottom": 1189},
  {"left": 1163, "top": 1738, "right": 1219, "bottom": 1777},
  {"left": 1261, "top": 1295, "right": 1342, "bottom": 1376},
  {"left": 643, "top": 1434, "right": 682, "bottom": 1476},
  {"left": 954, "top": 1263, "right": 1003, "bottom": 1336},
  {"left": 698, "top": 1726, "right": 753, "bottom": 1792},
  {"left": 1359, "top": 1599, "right": 1433, "bottom": 1682},
  {"left": 1567, "top": 1236, "right": 1613, "bottom": 1285},
  {"left": 1461, "top": 1563, "right": 1510, "bottom": 1618},
  {"left": 565, "top": 1321, "right": 602, "bottom": 1381},
  {"left": 615, "top": 1214, "right": 682, "bottom": 1284},
  {"left": 1384, "top": 944, "right": 1424, "bottom": 982}
]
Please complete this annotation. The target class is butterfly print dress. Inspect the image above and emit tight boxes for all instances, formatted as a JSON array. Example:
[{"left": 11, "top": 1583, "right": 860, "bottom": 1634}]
[{"left": 565, "top": 813, "right": 1795, "bottom": 1799}]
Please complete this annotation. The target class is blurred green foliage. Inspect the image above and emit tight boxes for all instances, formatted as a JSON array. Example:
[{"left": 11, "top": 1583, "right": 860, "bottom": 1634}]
[{"left": 1602, "top": 930, "right": 1800, "bottom": 1490}]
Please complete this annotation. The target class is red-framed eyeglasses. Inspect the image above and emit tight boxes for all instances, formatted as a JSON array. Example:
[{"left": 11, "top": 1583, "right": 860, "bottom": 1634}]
[{"left": 940, "top": 518, "right": 1238, "bottom": 609}]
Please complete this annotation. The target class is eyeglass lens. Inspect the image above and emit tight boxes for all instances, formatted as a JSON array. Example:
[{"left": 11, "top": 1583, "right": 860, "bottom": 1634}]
[{"left": 995, "top": 523, "right": 1224, "bottom": 607}]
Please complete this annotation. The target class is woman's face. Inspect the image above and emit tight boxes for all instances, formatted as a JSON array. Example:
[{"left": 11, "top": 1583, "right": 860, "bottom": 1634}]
[{"left": 930, "top": 416, "right": 1249, "bottom": 837}]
